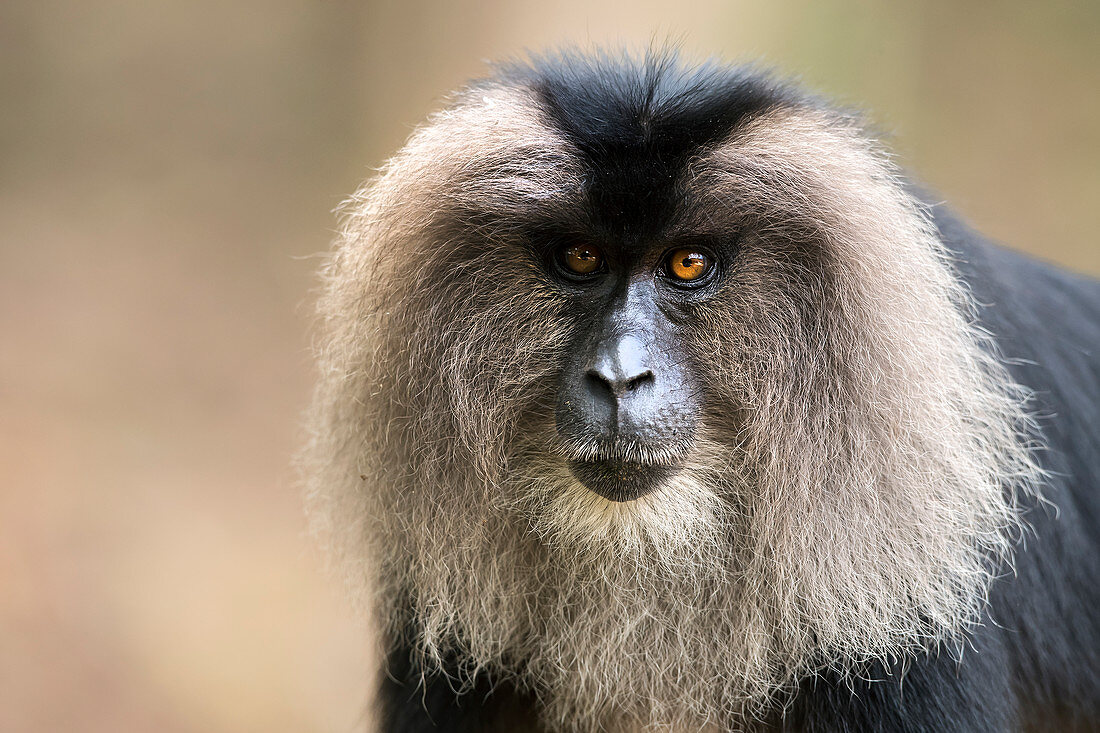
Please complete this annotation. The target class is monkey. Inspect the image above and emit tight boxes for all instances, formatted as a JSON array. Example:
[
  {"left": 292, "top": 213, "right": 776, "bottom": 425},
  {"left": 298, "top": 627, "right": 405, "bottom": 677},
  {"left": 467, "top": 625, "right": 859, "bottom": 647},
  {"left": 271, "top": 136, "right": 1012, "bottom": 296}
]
[{"left": 300, "top": 50, "right": 1100, "bottom": 732}]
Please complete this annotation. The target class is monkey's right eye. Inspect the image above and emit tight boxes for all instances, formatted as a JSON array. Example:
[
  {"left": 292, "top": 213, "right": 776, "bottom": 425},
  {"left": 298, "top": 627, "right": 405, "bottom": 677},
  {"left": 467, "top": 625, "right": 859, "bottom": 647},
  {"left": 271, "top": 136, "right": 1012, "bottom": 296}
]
[{"left": 556, "top": 243, "right": 604, "bottom": 277}]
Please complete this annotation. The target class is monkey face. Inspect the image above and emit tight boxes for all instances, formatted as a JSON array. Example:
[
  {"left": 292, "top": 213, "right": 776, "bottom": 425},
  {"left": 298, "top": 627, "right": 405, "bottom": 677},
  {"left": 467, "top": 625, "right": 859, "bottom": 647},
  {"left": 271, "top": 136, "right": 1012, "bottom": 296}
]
[{"left": 550, "top": 239, "right": 716, "bottom": 502}]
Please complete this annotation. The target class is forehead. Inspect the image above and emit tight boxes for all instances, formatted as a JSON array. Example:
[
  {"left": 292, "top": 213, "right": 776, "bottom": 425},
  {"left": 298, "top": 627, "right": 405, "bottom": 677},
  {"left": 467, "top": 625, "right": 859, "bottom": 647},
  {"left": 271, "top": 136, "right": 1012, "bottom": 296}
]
[{"left": 505, "top": 56, "right": 793, "bottom": 247}]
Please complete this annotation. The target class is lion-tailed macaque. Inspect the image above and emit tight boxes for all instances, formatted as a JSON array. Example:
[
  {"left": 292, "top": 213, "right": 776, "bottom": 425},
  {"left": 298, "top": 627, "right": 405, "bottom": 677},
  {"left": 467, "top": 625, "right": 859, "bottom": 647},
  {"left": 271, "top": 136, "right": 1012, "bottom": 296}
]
[{"left": 302, "top": 51, "right": 1100, "bottom": 732}]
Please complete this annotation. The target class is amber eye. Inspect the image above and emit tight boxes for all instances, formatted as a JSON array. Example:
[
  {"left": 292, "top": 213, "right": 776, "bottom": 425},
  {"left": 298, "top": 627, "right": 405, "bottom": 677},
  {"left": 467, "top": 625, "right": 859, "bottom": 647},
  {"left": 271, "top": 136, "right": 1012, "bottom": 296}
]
[
  {"left": 558, "top": 243, "right": 603, "bottom": 276},
  {"left": 666, "top": 248, "right": 713, "bottom": 282}
]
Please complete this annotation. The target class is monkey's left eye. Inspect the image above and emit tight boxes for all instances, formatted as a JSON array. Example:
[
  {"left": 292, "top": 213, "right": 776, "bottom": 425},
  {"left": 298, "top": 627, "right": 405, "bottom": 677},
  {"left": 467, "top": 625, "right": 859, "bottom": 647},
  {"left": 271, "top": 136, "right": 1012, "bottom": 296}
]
[
  {"left": 556, "top": 243, "right": 604, "bottom": 277},
  {"left": 665, "top": 248, "right": 714, "bottom": 284}
]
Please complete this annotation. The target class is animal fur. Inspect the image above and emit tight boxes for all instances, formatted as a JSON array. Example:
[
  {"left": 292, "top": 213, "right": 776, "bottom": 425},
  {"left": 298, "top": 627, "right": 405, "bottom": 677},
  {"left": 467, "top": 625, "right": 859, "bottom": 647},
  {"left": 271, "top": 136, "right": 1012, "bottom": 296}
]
[{"left": 300, "top": 55, "right": 1045, "bottom": 731}]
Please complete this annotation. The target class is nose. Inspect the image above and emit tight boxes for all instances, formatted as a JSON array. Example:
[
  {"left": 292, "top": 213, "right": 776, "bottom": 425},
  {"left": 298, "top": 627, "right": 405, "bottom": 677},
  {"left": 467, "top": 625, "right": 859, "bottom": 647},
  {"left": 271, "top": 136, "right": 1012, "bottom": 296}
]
[
  {"left": 554, "top": 279, "right": 699, "bottom": 454},
  {"left": 585, "top": 334, "right": 655, "bottom": 398},
  {"left": 575, "top": 332, "right": 667, "bottom": 438}
]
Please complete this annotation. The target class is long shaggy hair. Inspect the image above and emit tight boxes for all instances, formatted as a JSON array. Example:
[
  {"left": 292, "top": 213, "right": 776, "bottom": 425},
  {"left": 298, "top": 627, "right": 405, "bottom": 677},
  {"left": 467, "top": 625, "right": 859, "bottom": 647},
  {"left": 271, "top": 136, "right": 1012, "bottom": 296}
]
[{"left": 300, "top": 58, "right": 1042, "bottom": 732}]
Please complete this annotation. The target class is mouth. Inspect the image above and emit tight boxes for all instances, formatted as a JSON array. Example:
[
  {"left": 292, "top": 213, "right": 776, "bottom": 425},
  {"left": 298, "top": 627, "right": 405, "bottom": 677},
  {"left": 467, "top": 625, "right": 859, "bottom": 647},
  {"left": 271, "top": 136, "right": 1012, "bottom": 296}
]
[{"left": 567, "top": 458, "right": 683, "bottom": 502}]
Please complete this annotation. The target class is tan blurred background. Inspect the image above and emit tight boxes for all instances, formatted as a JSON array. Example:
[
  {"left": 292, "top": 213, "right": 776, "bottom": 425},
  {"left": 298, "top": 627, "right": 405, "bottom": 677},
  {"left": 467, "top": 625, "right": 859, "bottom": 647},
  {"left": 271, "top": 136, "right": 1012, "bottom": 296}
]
[{"left": 1, "top": 1, "right": 1096, "bottom": 731}]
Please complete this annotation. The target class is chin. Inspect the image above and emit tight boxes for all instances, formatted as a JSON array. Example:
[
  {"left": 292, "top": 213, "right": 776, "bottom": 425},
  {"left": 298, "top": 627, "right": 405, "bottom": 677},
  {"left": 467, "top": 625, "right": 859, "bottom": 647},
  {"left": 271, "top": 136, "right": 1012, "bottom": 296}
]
[{"left": 506, "top": 447, "right": 732, "bottom": 571}]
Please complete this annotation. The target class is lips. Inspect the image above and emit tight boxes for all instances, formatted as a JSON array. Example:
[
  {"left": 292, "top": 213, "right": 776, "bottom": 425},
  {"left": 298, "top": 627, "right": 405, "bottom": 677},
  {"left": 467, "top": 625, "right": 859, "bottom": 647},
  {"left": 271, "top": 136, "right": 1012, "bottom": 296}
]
[{"left": 567, "top": 458, "right": 682, "bottom": 502}]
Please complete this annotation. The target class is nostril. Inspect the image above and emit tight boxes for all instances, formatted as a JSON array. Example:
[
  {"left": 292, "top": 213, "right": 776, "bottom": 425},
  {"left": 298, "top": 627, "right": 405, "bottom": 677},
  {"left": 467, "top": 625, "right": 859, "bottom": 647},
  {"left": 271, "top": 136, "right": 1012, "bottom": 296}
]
[
  {"left": 623, "top": 370, "right": 655, "bottom": 392},
  {"left": 584, "top": 369, "right": 615, "bottom": 396},
  {"left": 586, "top": 367, "right": 654, "bottom": 397}
]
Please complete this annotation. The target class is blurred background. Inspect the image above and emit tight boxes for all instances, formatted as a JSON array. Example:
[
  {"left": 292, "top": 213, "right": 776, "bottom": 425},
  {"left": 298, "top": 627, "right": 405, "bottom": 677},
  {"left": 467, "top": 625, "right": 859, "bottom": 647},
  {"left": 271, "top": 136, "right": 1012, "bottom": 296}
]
[{"left": 1, "top": 1, "right": 1096, "bottom": 731}]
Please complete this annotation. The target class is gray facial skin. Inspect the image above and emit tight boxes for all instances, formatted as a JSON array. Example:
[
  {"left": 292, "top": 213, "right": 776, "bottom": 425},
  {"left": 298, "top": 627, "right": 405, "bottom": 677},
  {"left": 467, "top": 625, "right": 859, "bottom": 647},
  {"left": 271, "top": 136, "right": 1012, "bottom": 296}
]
[{"left": 554, "top": 253, "right": 705, "bottom": 501}]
